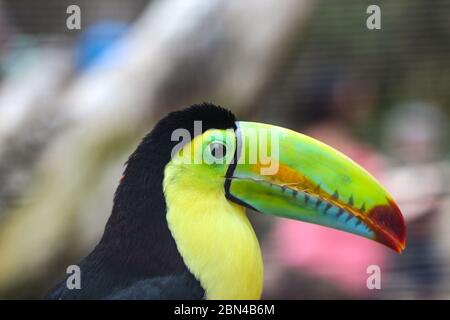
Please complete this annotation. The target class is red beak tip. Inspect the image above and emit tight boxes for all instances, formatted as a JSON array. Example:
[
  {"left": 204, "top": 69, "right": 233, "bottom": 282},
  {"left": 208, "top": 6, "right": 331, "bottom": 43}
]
[{"left": 369, "top": 199, "right": 406, "bottom": 254}]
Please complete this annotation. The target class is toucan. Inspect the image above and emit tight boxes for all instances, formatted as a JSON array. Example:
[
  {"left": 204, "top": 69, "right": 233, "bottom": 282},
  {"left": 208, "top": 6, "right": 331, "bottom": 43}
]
[{"left": 47, "top": 103, "right": 405, "bottom": 300}]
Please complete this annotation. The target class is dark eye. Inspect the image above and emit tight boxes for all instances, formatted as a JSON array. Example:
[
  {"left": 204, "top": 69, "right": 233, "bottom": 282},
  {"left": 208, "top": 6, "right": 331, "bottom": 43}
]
[{"left": 209, "top": 142, "right": 227, "bottom": 159}]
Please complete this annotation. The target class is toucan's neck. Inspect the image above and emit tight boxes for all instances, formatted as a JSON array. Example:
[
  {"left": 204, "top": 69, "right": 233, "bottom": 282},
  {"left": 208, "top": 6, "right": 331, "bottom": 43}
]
[
  {"left": 163, "top": 163, "right": 264, "bottom": 299},
  {"left": 94, "top": 137, "right": 188, "bottom": 278}
]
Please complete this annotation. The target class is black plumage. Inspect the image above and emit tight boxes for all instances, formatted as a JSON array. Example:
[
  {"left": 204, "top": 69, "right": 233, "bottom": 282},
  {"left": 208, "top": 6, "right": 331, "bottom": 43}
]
[{"left": 47, "top": 103, "right": 236, "bottom": 299}]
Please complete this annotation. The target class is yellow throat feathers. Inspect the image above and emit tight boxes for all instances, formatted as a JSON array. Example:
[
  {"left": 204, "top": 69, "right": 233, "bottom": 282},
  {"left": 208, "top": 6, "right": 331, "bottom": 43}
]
[{"left": 163, "top": 163, "right": 263, "bottom": 300}]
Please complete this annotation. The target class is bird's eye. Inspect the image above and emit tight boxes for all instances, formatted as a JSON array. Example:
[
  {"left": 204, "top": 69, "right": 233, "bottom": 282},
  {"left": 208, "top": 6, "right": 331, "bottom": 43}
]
[{"left": 209, "top": 142, "right": 227, "bottom": 160}]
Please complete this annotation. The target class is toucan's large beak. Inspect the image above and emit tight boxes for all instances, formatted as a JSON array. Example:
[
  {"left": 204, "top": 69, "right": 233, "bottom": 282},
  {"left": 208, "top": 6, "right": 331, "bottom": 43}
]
[{"left": 225, "top": 121, "right": 406, "bottom": 253}]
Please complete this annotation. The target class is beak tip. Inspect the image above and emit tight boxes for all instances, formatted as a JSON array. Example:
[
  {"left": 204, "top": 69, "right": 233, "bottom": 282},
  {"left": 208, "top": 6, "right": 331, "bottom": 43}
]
[{"left": 370, "top": 199, "right": 406, "bottom": 254}]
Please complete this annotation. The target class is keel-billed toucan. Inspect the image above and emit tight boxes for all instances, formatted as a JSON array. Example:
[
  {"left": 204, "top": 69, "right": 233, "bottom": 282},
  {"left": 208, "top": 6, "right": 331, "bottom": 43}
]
[{"left": 48, "top": 103, "right": 405, "bottom": 300}]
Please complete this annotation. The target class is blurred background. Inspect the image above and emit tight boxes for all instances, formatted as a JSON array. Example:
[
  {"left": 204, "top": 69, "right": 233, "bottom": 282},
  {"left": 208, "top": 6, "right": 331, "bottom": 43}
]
[{"left": 0, "top": 0, "right": 449, "bottom": 299}]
